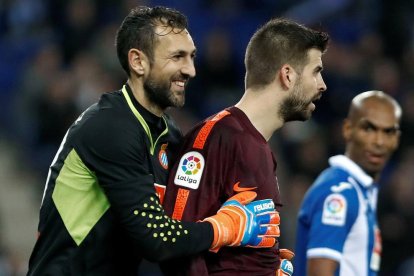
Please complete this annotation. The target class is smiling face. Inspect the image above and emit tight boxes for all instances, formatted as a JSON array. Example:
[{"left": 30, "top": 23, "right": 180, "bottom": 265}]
[
  {"left": 144, "top": 26, "right": 196, "bottom": 109},
  {"left": 280, "top": 48, "right": 327, "bottom": 122},
  {"left": 343, "top": 97, "right": 401, "bottom": 179}
]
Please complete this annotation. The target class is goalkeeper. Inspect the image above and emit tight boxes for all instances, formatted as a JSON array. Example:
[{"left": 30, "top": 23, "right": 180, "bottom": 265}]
[{"left": 27, "top": 6, "right": 279, "bottom": 276}]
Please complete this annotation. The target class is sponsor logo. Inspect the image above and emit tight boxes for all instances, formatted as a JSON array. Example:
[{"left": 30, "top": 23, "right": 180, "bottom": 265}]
[
  {"left": 327, "top": 198, "right": 344, "bottom": 213},
  {"left": 233, "top": 182, "right": 257, "bottom": 192},
  {"left": 280, "top": 259, "right": 293, "bottom": 276},
  {"left": 158, "top": 144, "right": 168, "bottom": 169},
  {"left": 331, "top": 182, "right": 352, "bottom": 193},
  {"left": 253, "top": 201, "right": 275, "bottom": 212},
  {"left": 176, "top": 175, "right": 198, "bottom": 184},
  {"left": 174, "top": 151, "right": 205, "bottom": 190},
  {"left": 181, "top": 154, "right": 202, "bottom": 175},
  {"left": 322, "top": 193, "right": 347, "bottom": 226}
]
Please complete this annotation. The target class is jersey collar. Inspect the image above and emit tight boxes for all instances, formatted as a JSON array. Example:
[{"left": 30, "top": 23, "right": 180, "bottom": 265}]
[
  {"left": 122, "top": 84, "right": 168, "bottom": 155},
  {"left": 328, "top": 155, "right": 374, "bottom": 188}
]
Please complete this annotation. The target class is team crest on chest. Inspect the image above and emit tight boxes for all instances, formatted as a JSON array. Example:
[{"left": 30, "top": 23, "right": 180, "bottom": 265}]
[{"left": 158, "top": 143, "right": 168, "bottom": 169}]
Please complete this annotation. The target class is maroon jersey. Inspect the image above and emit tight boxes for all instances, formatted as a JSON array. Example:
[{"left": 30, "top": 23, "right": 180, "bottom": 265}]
[{"left": 162, "top": 106, "right": 282, "bottom": 276}]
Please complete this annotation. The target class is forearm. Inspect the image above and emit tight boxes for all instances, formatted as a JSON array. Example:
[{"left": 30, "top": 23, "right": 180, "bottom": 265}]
[
  {"left": 107, "top": 185, "right": 214, "bottom": 261},
  {"left": 135, "top": 221, "right": 213, "bottom": 262},
  {"left": 307, "top": 258, "right": 338, "bottom": 276}
]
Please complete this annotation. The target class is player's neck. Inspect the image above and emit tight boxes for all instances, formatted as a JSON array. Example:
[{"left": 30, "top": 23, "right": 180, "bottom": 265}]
[
  {"left": 235, "top": 88, "right": 284, "bottom": 141},
  {"left": 127, "top": 79, "right": 164, "bottom": 117}
]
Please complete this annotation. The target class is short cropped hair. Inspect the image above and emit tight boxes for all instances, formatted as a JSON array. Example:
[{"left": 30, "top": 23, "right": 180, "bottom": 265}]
[
  {"left": 245, "top": 18, "right": 329, "bottom": 88},
  {"left": 115, "top": 6, "right": 188, "bottom": 76}
]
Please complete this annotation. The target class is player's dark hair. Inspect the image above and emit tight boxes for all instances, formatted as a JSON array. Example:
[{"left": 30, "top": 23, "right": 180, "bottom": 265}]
[
  {"left": 245, "top": 18, "right": 329, "bottom": 89},
  {"left": 115, "top": 6, "right": 188, "bottom": 76}
]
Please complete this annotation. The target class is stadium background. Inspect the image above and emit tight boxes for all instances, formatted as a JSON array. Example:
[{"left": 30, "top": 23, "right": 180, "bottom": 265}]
[{"left": 0, "top": 0, "right": 413, "bottom": 275}]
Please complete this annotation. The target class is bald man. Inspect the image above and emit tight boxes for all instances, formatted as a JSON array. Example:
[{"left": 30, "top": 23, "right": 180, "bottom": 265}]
[{"left": 295, "top": 91, "right": 402, "bottom": 276}]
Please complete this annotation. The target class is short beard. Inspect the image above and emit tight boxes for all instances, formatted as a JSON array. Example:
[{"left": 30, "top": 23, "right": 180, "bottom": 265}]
[
  {"left": 279, "top": 81, "right": 311, "bottom": 122},
  {"left": 143, "top": 76, "right": 185, "bottom": 110}
]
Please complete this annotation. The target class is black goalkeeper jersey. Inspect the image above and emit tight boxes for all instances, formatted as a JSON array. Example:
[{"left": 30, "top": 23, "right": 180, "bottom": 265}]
[{"left": 28, "top": 84, "right": 212, "bottom": 276}]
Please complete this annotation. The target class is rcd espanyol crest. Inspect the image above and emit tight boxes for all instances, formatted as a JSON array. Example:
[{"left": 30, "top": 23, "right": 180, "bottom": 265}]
[{"left": 158, "top": 143, "right": 168, "bottom": 169}]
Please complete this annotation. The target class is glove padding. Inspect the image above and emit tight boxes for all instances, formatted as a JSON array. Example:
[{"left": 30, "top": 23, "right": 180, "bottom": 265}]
[
  {"left": 276, "top": 248, "right": 294, "bottom": 276},
  {"left": 203, "top": 191, "right": 280, "bottom": 252}
]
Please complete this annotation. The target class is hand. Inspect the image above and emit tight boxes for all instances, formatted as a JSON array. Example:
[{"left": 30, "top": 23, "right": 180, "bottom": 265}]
[
  {"left": 276, "top": 248, "right": 294, "bottom": 276},
  {"left": 203, "top": 191, "right": 280, "bottom": 252}
]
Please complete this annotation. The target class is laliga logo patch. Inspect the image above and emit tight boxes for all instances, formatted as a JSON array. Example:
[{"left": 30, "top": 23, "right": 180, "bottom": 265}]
[
  {"left": 322, "top": 193, "right": 347, "bottom": 226},
  {"left": 182, "top": 155, "right": 202, "bottom": 175},
  {"left": 158, "top": 144, "right": 168, "bottom": 169},
  {"left": 174, "top": 151, "right": 205, "bottom": 190},
  {"left": 327, "top": 198, "right": 344, "bottom": 213}
]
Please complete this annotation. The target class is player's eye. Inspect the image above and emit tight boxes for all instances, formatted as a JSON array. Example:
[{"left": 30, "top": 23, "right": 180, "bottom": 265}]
[{"left": 363, "top": 125, "right": 374, "bottom": 131}]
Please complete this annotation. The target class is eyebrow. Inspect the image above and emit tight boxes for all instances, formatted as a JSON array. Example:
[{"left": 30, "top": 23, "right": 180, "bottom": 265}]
[
  {"left": 360, "top": 119, "right": 400, "bottom": 131},
  {"left": 170, "top": 49, "right": 197, "bottom": 56}
]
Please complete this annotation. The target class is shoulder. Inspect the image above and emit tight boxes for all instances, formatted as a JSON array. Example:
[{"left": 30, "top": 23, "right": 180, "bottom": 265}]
[
  {"left": 199, "top": 109, "right": 244, "bottom": 134},
  {"left": 199, "top": 108, "right": 252, "bottom": 142},
  {"left": 70, "top": 91, "right": 145, "bottom": 157},
  {"left": 312, "top": 166, "right": 357, "bottom": 195},
  {"left": 301, "top": 166, "right": 360, "bottom": 212},
  {"left": 302, "top": 166, "right": 360, "bottom": 224}
]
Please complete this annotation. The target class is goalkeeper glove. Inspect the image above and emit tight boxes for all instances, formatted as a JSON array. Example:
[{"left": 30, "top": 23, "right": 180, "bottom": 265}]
[
  {"left": 276, "top": 248, "right": 294, "bottom": 276},
  {"left": 203, "top": 191, "right": 280, "bottom": 252}
]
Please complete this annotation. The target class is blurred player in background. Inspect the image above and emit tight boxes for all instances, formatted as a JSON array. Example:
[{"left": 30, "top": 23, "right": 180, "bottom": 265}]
[
  {"left": 295, "top": 91, "right": 402, "bottom": 276},
  {"left": 27, "top": 6, "right": 279, "bottom": 275},
  {"left": 162, "top": 18, "right": 329, "bottom": 275}
]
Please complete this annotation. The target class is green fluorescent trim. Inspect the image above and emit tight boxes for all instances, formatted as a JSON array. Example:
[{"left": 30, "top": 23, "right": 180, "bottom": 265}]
[
  {"left": 122, "top": 85, "right": 169, "bottom": 155},
  {"left": 154, "top": 118, "right": 169, "bottom": 148},
  {"left": 52, "top": 149, "right": 110, "bottom": 246}
]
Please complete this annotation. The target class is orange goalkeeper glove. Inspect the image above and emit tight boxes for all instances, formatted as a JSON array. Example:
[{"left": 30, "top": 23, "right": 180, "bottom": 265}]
[
  {"left": 276, "top": 248, "right": 294, "bottom": 276},
  {"left": 203, "top": 191, "right": 280, "bottom": 252}
]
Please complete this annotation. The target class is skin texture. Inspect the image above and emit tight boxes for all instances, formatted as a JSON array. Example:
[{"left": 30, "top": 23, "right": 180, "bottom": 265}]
[
  {"left": 236, "top": 48, "right": 327, "bottom": 141},
  {"left": 128, "top": 26, "right": 196, "bottom": 116},
  {"left": 280, "top": 48, "right": 327, "bottom": 122},
  {"left": 343, "top": 94, "right": 401, "bottom": 181},
  {"left": 307, "top": 91, "right": 401, "bottom": 275},
  {"left": 308, "top": 258, "right": 338, "bottom": 276}
]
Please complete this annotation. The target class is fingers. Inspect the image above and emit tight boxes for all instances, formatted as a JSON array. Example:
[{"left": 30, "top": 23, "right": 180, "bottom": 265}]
[
  {"left": 259, "top": 224, "right": 280, "bottom": 236},
  {"left": 278, "top": 259, "right": 294, "bottom": 276},
  {"left": 255, "top": 210, "right": 280, "bottom": 236},
  {"left": 268, "top": 212, "right": 280, "bottom": 224},
  {"left": 256, "top": 211, "right": 280, "bottom": 225},
  {"left": 227, "top": 191, "right": 257, "bottom": 205},
  {"left": 279, "top": 248, "right": 295, "bottom": 260},
  {"left": 247, "top": 236, "right": 276, "bottom": 248}
]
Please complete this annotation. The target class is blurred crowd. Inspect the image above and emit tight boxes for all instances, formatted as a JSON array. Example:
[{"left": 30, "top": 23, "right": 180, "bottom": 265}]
[{"left": 0, "top": 0, "right": 413, "bottom": 275}]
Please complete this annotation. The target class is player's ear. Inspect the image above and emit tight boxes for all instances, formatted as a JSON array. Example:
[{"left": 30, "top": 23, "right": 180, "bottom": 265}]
[
  {"left": 342, "top": 118, "right": 352, "bottom": 142},
  {"left": 279, "top": 64, "right": 296, "bottom": 89},
  {"left": 129, "top": 48, "right": 149, "bottom": 76}
]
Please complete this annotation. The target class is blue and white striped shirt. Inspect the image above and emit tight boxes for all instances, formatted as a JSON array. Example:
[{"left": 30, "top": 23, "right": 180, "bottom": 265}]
[{"left": 295, "top": 155, "right": 381, "bottom": 276}]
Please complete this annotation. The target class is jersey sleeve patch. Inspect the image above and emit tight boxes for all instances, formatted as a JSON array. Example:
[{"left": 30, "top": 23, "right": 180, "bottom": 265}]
[
  {"left": 174, "top": 151, "right": 205, "bottom": 190},
  {"left": 322, "top": 193, "right": 347, "bottom": 226}
]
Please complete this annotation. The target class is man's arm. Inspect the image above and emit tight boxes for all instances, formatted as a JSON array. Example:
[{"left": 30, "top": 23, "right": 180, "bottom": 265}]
[
  {"left": 308, "top": 258, "right": 338, "bottom": 276},
  {"left": 77, "top": 112, "right": 277, "bottom": 261}
]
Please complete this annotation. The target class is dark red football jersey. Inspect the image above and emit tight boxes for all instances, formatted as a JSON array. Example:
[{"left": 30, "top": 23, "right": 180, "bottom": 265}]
[{"left": 162, "top": 106, "right": 282, "bottom": 276}]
